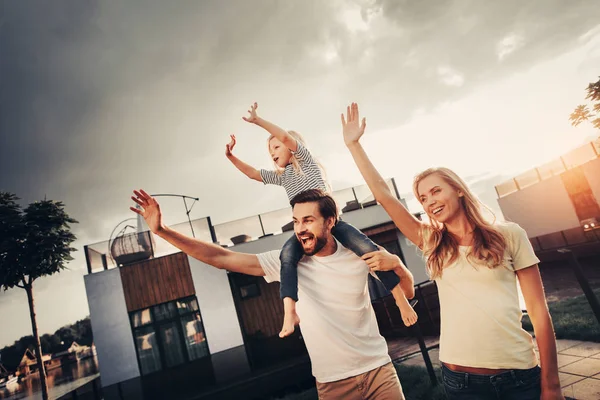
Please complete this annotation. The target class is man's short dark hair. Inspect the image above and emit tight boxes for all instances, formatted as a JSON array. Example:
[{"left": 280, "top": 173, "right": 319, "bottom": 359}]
[{"left": 290, "top": 189, "right": 339, "bottom": 223}]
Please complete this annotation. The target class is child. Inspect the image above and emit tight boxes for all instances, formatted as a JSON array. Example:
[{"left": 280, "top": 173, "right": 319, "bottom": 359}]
[{"left": 225, "top": 102, "right": 418, "bottom": 338}]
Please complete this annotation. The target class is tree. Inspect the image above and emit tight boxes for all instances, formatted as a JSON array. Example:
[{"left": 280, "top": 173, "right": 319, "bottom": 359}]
[
  {"left": 0, "top": 192, "right": 77, "bottom": 400},
  {"left": 570, "top": 76, "right": 600, "bottom": 130},
  {"left": 40, "top": 333, "right": 62, "bottom": 354}
]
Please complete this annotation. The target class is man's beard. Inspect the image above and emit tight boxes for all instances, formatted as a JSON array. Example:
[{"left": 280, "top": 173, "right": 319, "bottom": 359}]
[{"left": 298, "top": 230, "right": 328, "bottom": 256}]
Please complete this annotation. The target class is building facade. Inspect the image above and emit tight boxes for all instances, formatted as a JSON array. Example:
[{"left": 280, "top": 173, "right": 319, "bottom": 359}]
[{"left": 496, "top": 138, "right": 600, "bottom": 260}]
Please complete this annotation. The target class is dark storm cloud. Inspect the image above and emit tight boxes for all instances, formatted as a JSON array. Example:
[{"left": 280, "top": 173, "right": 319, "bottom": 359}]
[
  {"left": 0, "top": 0, "right": 344, "bottom": 242},
  {"left": 0, "top": 0, "right": 597, "bottom": 241}
]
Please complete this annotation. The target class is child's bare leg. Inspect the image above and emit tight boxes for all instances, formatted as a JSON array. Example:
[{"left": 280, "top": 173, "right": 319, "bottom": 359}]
[
  {"left": 280, "top": 297, "right": 301, "bottom": 338},
  {"left": 391, "top": 285, "right": 418, "bottom": 326}
]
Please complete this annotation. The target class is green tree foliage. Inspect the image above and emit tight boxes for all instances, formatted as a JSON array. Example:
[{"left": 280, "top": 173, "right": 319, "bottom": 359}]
[{"left": 570, "top": 76, "right": 600, "bottom": 130}]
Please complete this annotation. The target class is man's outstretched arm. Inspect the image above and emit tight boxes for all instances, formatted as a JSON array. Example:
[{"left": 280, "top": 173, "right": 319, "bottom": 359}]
[{"left": 131, "top": 190, "right": 265, "bottom": 276}]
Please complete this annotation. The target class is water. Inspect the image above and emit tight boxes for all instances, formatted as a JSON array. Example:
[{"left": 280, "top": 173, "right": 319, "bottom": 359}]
[{"left": 0, "top": 356, "right": 99, "bottom": 400}]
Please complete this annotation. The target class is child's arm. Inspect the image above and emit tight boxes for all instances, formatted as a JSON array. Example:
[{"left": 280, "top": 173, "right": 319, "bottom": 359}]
[
  {"left": 225, "top": 135, "right": 262, "bottom": 182},
  {"left": 243, "top": 102, "right": 298, "bottom": 152}
]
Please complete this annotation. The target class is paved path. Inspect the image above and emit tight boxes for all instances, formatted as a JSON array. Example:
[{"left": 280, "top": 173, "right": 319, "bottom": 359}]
[{"left": 393, "top": 338, "right": 600, "bottom": 399}]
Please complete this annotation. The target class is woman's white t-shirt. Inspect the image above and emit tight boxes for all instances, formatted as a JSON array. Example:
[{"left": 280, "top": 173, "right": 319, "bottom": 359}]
[{"left": 434, "top": 221, "right": 540, "bottom": 369}]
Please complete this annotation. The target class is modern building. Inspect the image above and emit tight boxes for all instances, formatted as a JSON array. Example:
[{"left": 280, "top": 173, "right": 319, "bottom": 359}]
[
  {"left": 83, "top": 179, "right": 432, "bottom": 400},
  {"left": 495, "top": 137, "right": 600, "bottom": 260}
]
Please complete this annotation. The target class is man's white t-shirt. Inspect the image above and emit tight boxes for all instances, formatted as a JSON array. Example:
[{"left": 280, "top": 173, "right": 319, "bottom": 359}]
[{"left": 257, "top": 240, "right": 391, "bottom": 383}]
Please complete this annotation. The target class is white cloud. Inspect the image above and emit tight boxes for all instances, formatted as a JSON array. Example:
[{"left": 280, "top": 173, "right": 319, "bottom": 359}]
[
  {"left": 437, "top": 66, "right": 465, "bottom": 87},
  {"left": 339, "top": 4, "right": 371, "bottom": 33},
  {"left": 497, "top": 33, "right": 525, "bottom": 61}
]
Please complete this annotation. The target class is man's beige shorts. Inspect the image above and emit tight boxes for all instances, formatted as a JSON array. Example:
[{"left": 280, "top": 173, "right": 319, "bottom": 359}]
[{"left": 316, "top": 362, "right": 405, "bottom": 400}]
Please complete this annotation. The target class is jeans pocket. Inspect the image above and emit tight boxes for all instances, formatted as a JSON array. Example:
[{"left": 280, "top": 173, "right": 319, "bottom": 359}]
[
  {"left": 517, "top": 366, "right": 541, "bottom": 388},
  {"left": 442, "top": 374, "right": 465, "bottom": 390}
]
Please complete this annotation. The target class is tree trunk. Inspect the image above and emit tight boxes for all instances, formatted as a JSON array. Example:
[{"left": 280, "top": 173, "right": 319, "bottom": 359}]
[{"left": 25, "top": 283, "right": 49, "bottom": 400}]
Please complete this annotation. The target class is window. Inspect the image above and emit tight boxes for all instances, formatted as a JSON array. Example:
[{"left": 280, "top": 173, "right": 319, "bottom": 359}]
[
  {"left": 130, "top": 296, "right": 209, "bottom": 375},
  {"left": 239, "top": 283, "right": 261, "bottom": 300},
  {"left": 235, "top": 275, "right": 262, "bottom": 300}
]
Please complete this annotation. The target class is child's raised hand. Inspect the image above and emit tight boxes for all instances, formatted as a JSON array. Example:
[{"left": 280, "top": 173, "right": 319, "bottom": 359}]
[
  {"left": 242, "top": 102, "right": 259, "bottom": 124},
  {"left": 341, "top": 102, "right": 366, "bottom": 146},
  {"left": 225, "top": 134, "right": 237, "bottom": 157}
]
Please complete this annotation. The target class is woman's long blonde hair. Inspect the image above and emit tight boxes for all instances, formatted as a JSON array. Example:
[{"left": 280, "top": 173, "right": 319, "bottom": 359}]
[
  {"left": 267, "top": 130, "right": 332, "bottom": 192},
  {"left": 413, "top": 167, "right": 506, "bottom": 279}
]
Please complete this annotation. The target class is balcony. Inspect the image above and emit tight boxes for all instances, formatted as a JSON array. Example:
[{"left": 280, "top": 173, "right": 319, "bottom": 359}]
[
  {"left": 495, "top": 139, "right": 600, "bottom": 198},
  {"left": 84, "top": 179, "right": 401, "bottom": 274}
]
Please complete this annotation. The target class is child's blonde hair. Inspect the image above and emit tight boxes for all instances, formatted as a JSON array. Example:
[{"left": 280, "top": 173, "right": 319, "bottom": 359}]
[
  {"left": 413, "top": 167, "right": 506, "bottom": 279},
  {"left": 267, "top": 130, "right": 332, "bottom": 193}
]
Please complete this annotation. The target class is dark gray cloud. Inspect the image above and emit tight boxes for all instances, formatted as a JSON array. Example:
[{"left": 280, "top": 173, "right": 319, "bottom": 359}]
[{"left": 0, "top": 0, "right": 345, "bottom": 241}]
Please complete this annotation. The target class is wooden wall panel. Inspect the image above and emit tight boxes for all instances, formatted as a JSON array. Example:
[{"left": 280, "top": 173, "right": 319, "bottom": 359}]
[
  {"left": 561, "top": 166, "right": 600, "bottom": 221},
  {"left": 231, "top": 274, "right": 283, "bottom": 338},
  {"left": 120, "top": 252, "right": 195, "bottom": 312}
]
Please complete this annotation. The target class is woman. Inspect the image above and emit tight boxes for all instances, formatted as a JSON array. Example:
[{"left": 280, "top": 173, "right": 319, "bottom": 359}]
[{"left": 340, "top": 102, "right": 563, "bottom": 399}]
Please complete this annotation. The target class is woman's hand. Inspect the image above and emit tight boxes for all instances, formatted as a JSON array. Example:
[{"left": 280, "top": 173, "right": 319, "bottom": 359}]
[{"left": 341, "top": 102, "right": 366, "bottom": 146}]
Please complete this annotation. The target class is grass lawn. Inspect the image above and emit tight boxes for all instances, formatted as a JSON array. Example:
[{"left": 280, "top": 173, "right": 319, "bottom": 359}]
[
  {"left": 522, "top": 288, "right": 600, "bottom": 342},
  {"left": 270, "top": 363, "right": 446, "bottom": 400}
]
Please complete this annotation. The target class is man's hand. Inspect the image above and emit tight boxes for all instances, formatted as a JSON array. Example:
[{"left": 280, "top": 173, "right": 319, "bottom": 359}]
[
  {"left": 341, "top": 102, "right": 366, "bottom": 146},
  {"left": 242, "top": 102, "right": 259, "bottom": 124},
  {"left": 130, "top": 190, "right": 165, "bottom": 234},
  {"left": 362, "top": 248, "right": 403, "bottom": 272},
  {"left": 225, "top": 134, "right": 236, "bottom": 157}
]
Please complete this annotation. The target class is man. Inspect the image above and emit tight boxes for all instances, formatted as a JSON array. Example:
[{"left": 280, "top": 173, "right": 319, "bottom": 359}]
[{"left": 131, "top": 188, "right": 414, "bottom": 399}]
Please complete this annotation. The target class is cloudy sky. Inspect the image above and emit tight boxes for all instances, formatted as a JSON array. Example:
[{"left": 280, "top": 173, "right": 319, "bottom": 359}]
[{"left": 1, "top": 0, "right": 599, "bottom": 348}]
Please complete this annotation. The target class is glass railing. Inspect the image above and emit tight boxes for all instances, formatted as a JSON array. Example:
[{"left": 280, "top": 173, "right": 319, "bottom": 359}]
[
  {"left": 514, "top": 168, "right": 539, "bottom": 191},
  {"left": 537, "top": 159, "right": 566, "bottom": 180},
  {"left": 85, "top": 179, "right": 400, "bottom": 272},
  {"left": 84, "top": 218, "right": 213, "bottom": 274},
  {"left": 495, "top": 140, "right": 599, "bottom": 198},
  {"left": 214, "top": 215, "right": 265, "bottom": 247},
  {"left": 211, "top": 178, "right": 399, "bottom": 247}
]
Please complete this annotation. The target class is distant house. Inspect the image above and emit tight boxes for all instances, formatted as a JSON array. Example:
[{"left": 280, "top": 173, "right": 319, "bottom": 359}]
[
  {"left": 83, "top": 179, "right": 435, "bottom": 399},
  {"left": 16, "top": 349, "right": 55, "bottom": 376},
  {"left": 495, "top": 137, "right": 600, "bottom": 261},
  {"left": 50, "top": 341, "right": 96, "bottom": 366}
]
